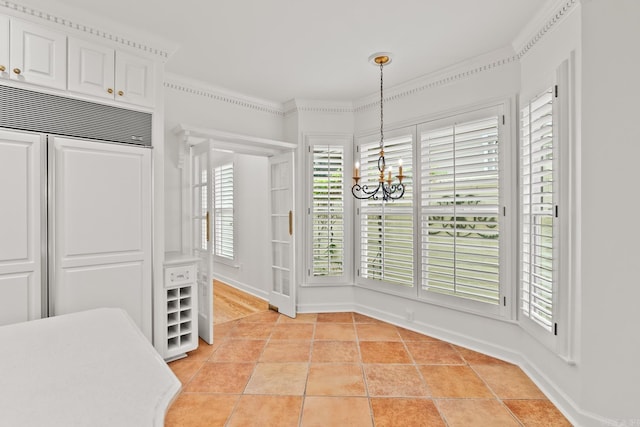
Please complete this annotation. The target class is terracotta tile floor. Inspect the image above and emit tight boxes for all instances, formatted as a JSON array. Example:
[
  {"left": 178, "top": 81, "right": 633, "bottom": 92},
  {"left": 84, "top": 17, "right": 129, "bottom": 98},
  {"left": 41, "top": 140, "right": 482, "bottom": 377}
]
[{"left": 165, "top": 312, "right": 572, "bottom": 426}]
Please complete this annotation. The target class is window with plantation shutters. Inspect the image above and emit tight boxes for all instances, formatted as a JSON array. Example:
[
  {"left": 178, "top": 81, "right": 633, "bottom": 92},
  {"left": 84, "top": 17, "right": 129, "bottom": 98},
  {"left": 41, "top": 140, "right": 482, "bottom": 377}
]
[
  {"left": 520, "top": 87, "right": 555, "bottom": 333},
  {"left": 420, "top": 115, "right": 501, "bottom": 305},
  {"left": 311, "top": 144, "right": 344, "bottom": 277},
  {"left": 358, "top": 131, "right": 413, "bottom": 287},
  {"left": 213, "top": 162, "right": 234, "bottom": 260}
]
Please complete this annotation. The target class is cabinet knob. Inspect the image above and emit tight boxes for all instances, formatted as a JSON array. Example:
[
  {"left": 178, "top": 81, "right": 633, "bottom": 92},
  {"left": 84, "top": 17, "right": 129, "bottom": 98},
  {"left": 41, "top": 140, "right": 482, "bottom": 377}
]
[
  {"left": 13, "top": 68, "right": 21, "bottom": 75},
  {"left": 117, "top": 90, "right": 124, "bottom": 96},
  {"left": 0, "top": 65, "right": 5, "bottom": 72},
  {"left": 107, "top": 88, "right": 113, "bottom": 94}
]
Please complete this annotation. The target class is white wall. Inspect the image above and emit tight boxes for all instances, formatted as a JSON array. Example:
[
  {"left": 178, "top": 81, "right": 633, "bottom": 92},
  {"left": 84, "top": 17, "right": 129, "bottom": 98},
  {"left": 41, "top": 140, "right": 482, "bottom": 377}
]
[
  {"left": 163, "top": 76, "right": 283, "bottom": 298},
  {"left": 580, "top": 0, "right": 640, "bottom": 421},
  {"left": 212, "top": 153, "right": 271, "bottom": 298},
  {"left": 163, "top": 77, "right": 284, "bottom": 253}
]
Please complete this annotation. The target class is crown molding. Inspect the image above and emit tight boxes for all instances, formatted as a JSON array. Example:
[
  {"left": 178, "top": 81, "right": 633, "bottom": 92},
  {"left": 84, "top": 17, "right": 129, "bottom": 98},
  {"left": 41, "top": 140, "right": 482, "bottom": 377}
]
[
  {"left": 512, "top": 0, "right": 579, "bottom": 59},
  {"left": 1, "top": 0, "right": 176, "bottom": 59},
  {"left": 354, "top": 47, "right": 517, "bottom": 113},
  {"left": 283, "top": 99, "right": 354, "bottom": 117},
  {"left": 164, "top": 73, "right": 285, "bottom": 117},
  {"left": 354, "top": 0, "right": 579, "bottom": 113}
]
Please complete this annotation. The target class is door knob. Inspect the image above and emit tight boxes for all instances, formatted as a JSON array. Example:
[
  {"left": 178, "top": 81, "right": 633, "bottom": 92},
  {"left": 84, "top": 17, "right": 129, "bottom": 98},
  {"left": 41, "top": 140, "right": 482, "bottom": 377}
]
[
  {"left": 0, "top": 65, "right": 5, "bottom": 72},
  {"left": 117, "top": 90, "right": 124, "bottom": 96},
  {"left": 13, "top": 68, "right": 21, "bottom": 75},
  {"left": 107, "top": 88, "right": 113, "bottom": 94}
]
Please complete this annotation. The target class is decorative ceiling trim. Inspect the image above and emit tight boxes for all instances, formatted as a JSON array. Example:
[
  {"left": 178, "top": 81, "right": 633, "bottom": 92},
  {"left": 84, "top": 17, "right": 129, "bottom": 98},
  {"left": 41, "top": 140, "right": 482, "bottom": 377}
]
[
  {"left": 515, "top": 0, "right": 578, "bottom": 59},
  {"left": 354, "top": 0, "right": 579, "bottom": 113},
  {"left": 284, "top": 105, "right": 355, "bottom": 117},
  {"left": 0, "top": 1, "right": 171, "bottom": 58},
  {"left": 164, "top": 80, "right": 285, "bottom": 117},
  {"left": 354, "top": 54, "right": 518, "bottom": 113}
]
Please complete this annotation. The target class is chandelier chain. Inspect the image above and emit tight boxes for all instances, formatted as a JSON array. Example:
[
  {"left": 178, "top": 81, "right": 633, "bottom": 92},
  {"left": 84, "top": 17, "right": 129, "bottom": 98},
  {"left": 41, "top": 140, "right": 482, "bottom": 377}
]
[{"left": 380, "top": 62, "right": 384, "bottom": 149}]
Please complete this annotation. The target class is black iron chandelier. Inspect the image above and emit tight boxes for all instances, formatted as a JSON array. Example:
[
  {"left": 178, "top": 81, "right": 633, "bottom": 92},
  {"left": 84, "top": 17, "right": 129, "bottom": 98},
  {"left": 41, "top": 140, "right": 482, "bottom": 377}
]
[{"left": 352, "top": 53, "right": 405, "bottom": 201}]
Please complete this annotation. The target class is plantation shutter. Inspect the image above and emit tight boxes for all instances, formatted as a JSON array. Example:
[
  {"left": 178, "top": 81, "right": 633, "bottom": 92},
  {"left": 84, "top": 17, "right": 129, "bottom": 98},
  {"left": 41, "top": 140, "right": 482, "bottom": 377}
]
[
  {"left": 311, "top": 144, "right": 344, "bottom": 276},
  {"left": 358, "top": 133, "right": 413, "bottom": 287},
  {"left": 420, "top": 116, "right": 500, "bottom": 304},
  {"left": 213, "top": 163, "right": 234, "bottom": 259},
  {"left": 520, "top": 88, "right": 555, "bottom": 332}
]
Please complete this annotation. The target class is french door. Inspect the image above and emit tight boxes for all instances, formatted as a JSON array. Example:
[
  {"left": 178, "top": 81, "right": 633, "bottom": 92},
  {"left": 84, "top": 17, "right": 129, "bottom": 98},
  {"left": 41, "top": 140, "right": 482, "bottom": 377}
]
[
  {"left": 269, "top": 152, "right": 296, "bottom": 318},
  {"left": 191, "top": 142, "right": 214, "bottom": 344}
]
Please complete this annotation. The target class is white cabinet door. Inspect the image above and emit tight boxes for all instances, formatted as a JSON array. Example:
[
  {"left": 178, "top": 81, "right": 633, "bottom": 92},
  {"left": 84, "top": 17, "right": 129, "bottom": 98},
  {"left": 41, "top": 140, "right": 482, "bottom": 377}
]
[
  {"left": 49, "top": 137, "right": 152, "bottom": 339},
  {"left": 0, "top": 16, "right": 9, "bottom": 79},
  {"left": 115, "top": 51, "right": 155, "bottom": 107},
  {"left": 68, "top": 37, "right": 115, "bottom": 100},
  {"left": 9, "top": 19, "right": 66, "bottom": 90},
  {"left": 0, "top": 129, "right": 43, "bottom": 326}
]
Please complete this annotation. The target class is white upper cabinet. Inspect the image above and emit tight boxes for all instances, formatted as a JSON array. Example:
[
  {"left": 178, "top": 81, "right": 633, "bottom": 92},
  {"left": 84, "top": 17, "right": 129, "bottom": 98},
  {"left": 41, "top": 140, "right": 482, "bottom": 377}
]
[
  {"left": 68, "top": 38, "right": 115, "bottom": 100},
  {"left": 0, "top": 16, "right": 8, "bottom": 79},
  {"left": 114, "top": 51, "right": 155, "bottom": 107},
  {"left": 68, "top": 37, "right": 155, "bottom": 108},
  {"left": 8, "top": 19, "right": 67, "bottom": 90}
]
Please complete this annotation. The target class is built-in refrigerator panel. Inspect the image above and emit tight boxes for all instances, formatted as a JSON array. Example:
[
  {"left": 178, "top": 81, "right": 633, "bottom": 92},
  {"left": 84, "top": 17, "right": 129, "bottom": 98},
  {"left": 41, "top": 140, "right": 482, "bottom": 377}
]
[
  {"left": 48, "top": 136, "right": 152, "bottom": 337},
  {"left": 0, "top": 129, "right": 43, "bottom": 326},
  {"left": 0, "top": 86, "right": 153, "bottom": 339}
]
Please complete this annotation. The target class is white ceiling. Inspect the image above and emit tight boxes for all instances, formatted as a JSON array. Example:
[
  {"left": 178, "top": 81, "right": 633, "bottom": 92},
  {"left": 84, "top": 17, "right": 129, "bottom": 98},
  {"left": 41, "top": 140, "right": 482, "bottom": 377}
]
[{"left": 17, "top": 0, "right": 550, "bottom": 103}]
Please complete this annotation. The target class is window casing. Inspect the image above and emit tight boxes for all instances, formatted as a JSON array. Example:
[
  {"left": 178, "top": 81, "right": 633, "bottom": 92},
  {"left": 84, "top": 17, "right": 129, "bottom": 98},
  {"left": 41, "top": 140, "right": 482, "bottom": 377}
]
[
  {"left": 213, "top": 162, "right": 234, "bottom": 261},
  {"left": 519, "top": 59, "right": 572, "bottom": 357},
  {"left": 306, "top": 135, "right": 351, "bottom": 284},
  {"left": 419, "top": 115, "right": 501, "bottom": 306},
  {"left": 354, "top": 106, "right": 512, "bottom": 317}
]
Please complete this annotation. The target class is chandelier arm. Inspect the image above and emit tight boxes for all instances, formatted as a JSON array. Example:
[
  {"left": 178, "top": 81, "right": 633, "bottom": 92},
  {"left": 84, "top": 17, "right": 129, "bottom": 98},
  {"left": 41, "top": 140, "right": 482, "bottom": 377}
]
[{"left": 352, "top": 182, "right": 384, "bottom": 200}]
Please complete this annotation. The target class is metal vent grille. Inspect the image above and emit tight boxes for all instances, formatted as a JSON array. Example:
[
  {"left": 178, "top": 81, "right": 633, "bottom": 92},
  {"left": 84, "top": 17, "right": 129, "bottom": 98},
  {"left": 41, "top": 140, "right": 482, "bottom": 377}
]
[{"left": 0, "top": 85, "right": 152, "bottom": 146}]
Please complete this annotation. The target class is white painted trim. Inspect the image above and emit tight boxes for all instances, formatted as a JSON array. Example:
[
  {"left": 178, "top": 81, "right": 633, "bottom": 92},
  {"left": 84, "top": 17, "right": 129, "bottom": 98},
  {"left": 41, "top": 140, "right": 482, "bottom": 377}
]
[
  {"left": 284, "top": 99, "right": 355, "bottom": 117},
  {"left": 1, "top": 0, "right": 175, "bottom": 58},
  {"left": 164, "top": 73, "right": 284, "bottom": 117},
  {"left": 512, "top": 0, "right": 579, "bottom": 59},
  {"left": 213, "top": 273, "right": 269, "bottom": 301}
]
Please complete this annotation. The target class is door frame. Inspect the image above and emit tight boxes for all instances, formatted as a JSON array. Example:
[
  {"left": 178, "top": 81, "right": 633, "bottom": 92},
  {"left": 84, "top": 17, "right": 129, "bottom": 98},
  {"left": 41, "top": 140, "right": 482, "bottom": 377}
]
[{"left": 178, "top": 125, "right": 298, "bottom": 335}]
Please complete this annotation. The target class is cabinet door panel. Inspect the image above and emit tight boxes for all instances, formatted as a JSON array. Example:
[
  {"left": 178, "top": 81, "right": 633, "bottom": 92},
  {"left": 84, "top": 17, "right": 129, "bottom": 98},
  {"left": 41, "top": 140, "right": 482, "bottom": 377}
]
[
  {"left": 115, "top": 51, "right": 155, "bottom": 107},
  {"left": 68, "top": 38, "right": 115, "bottom": 99},
  {"left": 0, "top": 129, "right": 43, "bottom": 326},
  {"left": 10, "top": 19, "right": 66, "bottom": 90}
]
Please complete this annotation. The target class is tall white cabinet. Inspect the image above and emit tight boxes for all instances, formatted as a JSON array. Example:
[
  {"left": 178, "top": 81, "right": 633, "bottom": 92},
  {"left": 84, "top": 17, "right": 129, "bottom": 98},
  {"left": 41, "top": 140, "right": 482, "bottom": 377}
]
[{"left": 0, "top": 130, "right": 43, "bottom": 326}]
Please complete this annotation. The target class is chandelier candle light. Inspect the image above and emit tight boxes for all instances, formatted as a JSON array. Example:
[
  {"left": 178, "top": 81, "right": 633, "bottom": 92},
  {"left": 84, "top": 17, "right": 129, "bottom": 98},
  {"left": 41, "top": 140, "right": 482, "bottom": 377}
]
[{"left": 352, "top": 53, "right": 405, "bottom": 201}]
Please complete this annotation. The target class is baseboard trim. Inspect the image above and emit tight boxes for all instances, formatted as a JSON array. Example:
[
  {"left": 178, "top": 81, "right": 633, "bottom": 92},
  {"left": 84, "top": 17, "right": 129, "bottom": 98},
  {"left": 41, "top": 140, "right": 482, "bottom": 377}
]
[{"left": 212, "top": 274, "right": 269, "bottom": 301}]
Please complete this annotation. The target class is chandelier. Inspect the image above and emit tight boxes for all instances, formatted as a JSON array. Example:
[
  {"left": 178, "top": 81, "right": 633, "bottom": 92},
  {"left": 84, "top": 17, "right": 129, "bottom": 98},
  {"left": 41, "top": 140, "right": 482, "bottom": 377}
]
[{"left": 352, "top": 53, "right": 405, "bottom": 201}]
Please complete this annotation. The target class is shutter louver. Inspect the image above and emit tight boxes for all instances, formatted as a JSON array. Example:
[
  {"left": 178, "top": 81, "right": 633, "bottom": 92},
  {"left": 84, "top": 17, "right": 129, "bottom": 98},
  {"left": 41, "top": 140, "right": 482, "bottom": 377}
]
[
  {"left": 521, "top": 88, "right": 554, "bottom": 332},
  {"left": 312, "top": 145, "right": 344, "bottom": 276},
  {"left": 359, "top": 134, "right": 414, "bottom": 287},
  {"left": 421, "top": 117, "right": 500, "bottom": 304},
  {"left": 214, "top": 163, "right": 234, "bottom": 260}
]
